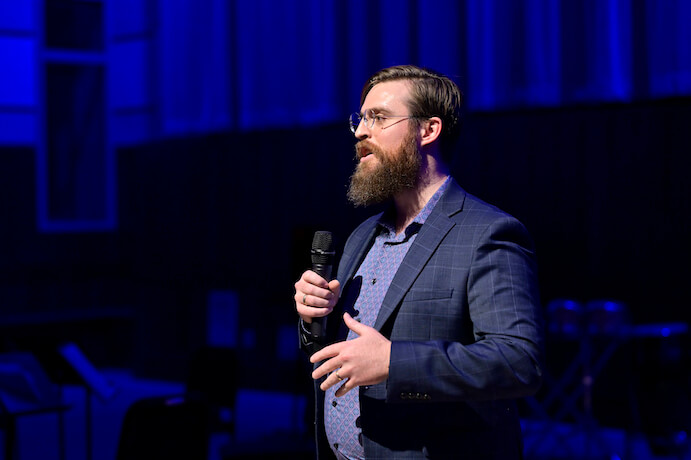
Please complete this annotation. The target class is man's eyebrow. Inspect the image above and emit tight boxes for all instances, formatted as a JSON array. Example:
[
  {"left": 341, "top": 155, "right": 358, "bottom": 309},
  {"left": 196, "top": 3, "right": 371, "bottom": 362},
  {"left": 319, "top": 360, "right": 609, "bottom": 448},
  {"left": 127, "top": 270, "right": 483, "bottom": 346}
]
[{"left": 362, "top": 107, "right": 393, "bottom": 116}]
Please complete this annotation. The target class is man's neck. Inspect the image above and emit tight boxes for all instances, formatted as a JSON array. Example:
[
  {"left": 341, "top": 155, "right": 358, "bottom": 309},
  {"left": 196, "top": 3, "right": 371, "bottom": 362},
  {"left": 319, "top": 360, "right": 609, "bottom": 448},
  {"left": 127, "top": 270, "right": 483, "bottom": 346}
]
[{"left": 392, "top": 170, "right": 448, "bottom": 234}]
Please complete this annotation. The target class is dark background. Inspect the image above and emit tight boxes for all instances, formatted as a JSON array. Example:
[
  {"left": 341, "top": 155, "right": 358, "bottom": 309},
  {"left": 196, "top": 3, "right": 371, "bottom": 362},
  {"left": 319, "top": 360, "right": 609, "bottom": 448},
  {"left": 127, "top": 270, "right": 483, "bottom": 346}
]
[
  {"left": 2, "top": 100, "right": 689, "bottom": 406},
  {"left": 1, "top": 0, "right": 690, "bottom": 458}
]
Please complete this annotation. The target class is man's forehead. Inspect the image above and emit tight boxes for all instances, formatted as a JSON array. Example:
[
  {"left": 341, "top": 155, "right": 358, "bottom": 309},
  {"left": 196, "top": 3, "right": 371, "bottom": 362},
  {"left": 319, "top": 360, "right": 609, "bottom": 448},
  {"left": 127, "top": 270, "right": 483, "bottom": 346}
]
[{"left": 362, "top": 80, "right": 411, "bottom": 112}]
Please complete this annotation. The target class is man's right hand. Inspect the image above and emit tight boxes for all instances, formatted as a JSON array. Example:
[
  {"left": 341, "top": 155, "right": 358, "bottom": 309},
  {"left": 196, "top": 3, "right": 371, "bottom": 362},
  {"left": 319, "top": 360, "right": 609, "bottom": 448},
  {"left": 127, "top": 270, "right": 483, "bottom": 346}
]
[{"left": 294, "top": 270, "right": 341, "bottom": 323}]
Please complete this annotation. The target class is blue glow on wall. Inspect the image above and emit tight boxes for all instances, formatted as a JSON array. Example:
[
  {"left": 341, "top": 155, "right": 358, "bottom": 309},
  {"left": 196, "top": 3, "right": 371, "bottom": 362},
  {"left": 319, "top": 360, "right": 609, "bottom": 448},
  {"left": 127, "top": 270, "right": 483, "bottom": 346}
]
[{"left": 0, "top": 0, "right": 690, "bottom": 232}]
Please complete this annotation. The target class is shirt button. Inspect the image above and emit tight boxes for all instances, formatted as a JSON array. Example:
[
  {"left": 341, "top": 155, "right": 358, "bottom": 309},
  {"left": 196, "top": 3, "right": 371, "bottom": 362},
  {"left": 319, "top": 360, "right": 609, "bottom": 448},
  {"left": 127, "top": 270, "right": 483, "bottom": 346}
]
[
  {"left": 332, "top": 400, "right": 337, "bottom": 407},
  {"left": 334, "top": 443, "right": 339, "bottom": 449}
]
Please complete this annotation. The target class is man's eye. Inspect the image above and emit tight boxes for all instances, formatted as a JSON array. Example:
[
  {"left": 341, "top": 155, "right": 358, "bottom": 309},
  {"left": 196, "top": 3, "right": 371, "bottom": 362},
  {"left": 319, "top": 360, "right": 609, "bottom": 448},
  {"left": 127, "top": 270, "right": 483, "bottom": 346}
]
[{"left": 374, "top": 115, "right": 385, "bottom": 122}]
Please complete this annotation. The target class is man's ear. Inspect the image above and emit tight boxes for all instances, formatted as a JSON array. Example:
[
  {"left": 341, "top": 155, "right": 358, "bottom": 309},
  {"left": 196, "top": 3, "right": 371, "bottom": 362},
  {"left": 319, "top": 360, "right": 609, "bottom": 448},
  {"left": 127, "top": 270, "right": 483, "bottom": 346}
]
[{"left": 419, "top": 117, "right": 442, "bottom": 147}]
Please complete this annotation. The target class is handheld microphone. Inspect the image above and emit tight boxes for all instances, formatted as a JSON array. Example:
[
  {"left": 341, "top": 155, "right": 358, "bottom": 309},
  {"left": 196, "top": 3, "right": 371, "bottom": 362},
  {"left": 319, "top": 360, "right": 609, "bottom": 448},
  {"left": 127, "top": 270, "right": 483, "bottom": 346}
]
[{"left": 310, "top": 231, "right": 335, "bottom": 341}]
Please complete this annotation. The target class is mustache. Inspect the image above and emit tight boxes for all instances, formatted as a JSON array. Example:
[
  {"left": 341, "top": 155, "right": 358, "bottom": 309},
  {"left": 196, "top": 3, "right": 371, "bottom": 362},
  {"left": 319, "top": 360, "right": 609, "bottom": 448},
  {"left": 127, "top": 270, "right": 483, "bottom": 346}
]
[{"left": 355, "top": 140, "right": 380, "bottom": 159}]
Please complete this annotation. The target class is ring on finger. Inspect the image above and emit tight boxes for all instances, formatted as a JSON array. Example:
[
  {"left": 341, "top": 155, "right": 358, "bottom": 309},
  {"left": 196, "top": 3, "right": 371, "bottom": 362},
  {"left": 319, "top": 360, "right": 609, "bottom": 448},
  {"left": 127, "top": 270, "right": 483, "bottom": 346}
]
[
  {"left": 302, "top": 293, "right": 307, "bottom": 304},
  {"left": 335, "top": 370, "right": 344, "bottom": 381}
]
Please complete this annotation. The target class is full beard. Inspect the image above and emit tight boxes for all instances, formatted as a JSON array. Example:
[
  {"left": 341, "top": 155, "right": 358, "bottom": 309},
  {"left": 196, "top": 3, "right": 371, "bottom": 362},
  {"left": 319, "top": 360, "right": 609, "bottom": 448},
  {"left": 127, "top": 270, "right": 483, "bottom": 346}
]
[{"left": 347, "top": 131, "right": 421, "bottom": 207}]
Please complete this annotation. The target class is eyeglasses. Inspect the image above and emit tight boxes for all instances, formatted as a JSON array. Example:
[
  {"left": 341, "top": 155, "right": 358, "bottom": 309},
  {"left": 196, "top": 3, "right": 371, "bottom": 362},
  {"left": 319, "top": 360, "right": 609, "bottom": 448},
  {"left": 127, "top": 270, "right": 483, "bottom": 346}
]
[{"left": 349, "top": 109, "right": 423, "bottom": 134}]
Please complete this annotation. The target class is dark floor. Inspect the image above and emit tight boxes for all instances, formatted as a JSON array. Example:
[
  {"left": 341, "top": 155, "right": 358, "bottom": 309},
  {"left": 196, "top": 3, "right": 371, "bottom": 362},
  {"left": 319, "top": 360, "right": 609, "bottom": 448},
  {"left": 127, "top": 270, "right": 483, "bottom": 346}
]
[{"left": 2, "top": 369, "right": 689, "bottom": 460}]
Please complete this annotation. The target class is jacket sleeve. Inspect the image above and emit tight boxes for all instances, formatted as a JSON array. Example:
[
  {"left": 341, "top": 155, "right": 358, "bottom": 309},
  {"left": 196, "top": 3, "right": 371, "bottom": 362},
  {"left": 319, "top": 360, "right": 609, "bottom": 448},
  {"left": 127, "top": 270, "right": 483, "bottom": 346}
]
[{"left": 298, "top": 318, "right": 326, "bottom": 356}]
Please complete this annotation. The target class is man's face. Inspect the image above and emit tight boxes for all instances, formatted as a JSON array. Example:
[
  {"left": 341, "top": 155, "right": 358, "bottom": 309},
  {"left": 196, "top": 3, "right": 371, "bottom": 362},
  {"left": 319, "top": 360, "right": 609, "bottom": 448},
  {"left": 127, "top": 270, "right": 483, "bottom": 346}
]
[{"left": 347, "top": 81, "right": 421, "bottom": 206}]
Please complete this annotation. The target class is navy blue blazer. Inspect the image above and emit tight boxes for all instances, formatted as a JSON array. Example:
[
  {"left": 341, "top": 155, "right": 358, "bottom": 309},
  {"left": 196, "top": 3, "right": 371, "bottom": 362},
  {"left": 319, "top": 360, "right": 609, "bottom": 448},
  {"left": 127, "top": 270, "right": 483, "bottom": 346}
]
[{"left": 306, "top": 179, "right": 543, "bottom": 459}]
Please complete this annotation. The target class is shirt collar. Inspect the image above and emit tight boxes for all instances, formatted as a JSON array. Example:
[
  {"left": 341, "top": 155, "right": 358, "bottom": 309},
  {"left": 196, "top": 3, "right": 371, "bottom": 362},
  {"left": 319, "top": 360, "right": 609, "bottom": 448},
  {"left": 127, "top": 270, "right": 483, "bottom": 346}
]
[{"left": 378, "top": 176, "right": 452, "bottom": 236}]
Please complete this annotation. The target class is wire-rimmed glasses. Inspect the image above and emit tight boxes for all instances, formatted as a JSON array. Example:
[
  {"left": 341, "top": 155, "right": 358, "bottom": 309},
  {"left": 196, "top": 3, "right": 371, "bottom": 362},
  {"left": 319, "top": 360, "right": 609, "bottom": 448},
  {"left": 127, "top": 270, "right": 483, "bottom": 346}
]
[{"left": 349, "top": 109, "right": 422, "bottom": 133}]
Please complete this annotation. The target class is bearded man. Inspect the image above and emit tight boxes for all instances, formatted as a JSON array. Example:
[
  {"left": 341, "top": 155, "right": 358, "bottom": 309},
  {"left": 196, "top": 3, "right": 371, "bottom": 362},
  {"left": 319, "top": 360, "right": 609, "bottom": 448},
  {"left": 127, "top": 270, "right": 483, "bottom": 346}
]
[{"left": 295, "top": 65, "right": 544, "bottom": 459}]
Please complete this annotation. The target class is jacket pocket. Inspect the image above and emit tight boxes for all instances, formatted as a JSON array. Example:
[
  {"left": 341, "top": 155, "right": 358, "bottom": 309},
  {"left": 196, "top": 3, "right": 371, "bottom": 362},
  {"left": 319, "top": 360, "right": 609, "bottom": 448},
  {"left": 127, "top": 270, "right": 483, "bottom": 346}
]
[{"left": 403, "top": 288, "right": 454, "bottom": 302}]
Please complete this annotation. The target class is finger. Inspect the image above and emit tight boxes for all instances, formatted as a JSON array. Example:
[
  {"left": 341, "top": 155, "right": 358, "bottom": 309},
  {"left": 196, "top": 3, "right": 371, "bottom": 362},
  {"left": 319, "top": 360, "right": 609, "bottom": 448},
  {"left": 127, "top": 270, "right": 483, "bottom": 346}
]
[
  {"left": 295, "top": 291, "right": 334, "bottom": 309},
  {"left": 319, "top": 367, "right": 350, "bottom": 392},
  {"left": 310, "top": 341, "right": 342, "bottom": 364},
  {"left": 294, "top": 287, "right": 336, "bottom": 311},
  {"left": 334, "top": 380, "right": 353, "bottom": 397},
  {"left": 312, "top": 359, "right": 343, "bottom": 385},
  {"left": 295, "top": 271, "right": 330, "bottom": 297},
  {"left": 296, "top": 304, "right": 333, "bottom": 322},
  {"left": 312, "top": 360, "right": 338, "bottom": 380},
  {"left": 302, "top": 270, "right": 330, "bottom": 288}
]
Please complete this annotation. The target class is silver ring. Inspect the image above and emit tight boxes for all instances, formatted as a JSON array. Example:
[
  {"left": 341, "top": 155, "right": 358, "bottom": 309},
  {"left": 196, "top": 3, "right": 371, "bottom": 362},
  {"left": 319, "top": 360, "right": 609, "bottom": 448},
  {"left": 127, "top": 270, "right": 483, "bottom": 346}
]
[
  {"left": 302, "top": 293, "right": 307, "bottom": 304},
  {"left": 335, "top": 370, "right": 344, "bottom": 381}
]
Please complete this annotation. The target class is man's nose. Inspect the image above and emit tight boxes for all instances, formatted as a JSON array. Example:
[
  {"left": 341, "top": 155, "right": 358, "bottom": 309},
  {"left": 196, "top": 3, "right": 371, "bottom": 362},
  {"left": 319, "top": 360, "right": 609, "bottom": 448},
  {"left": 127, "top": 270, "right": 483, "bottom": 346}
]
[{"left": 354, "top": 119, "right": 370, "bottom": 140}]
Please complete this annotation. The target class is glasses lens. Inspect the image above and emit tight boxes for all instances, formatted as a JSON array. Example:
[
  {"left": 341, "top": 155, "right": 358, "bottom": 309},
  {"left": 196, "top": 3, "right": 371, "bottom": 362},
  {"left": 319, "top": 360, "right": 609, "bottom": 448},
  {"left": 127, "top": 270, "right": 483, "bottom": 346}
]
[
  {"left": 349, "top": 113, "right": 361, "bottom": 133},
  {"left": 364, "top": 109, "right": 375, "bottom": 128}
]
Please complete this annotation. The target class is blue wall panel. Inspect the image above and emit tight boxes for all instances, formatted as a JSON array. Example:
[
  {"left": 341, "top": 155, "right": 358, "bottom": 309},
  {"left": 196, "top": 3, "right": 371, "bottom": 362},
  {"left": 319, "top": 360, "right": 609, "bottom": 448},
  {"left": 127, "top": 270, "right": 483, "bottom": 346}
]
[
  {"left": 0, "top": 1, "right": 35, "bottom": 32},
  {"left": 0, "top": 37, "right": 37, "bottom": 106},
  {"left": 647, "top": 0, "right": 691, "bottom": 97},
  {"left": 0, "top": 37, "right": 38, "bottom": 144}
]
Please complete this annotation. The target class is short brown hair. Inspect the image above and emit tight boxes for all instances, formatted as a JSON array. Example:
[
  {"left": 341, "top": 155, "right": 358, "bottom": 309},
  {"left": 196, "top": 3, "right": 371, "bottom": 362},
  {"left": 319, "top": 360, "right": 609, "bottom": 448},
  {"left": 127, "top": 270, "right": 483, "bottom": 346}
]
[{"left": 360, "top": 65, "right": 463, "bottom": 162}]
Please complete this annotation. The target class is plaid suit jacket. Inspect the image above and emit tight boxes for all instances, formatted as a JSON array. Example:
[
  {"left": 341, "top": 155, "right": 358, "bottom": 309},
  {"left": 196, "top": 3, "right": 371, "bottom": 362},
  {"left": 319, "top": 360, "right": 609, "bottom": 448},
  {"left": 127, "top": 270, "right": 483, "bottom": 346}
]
[{"left": 310, "top": 179, "right": 543, "bottom": 459}]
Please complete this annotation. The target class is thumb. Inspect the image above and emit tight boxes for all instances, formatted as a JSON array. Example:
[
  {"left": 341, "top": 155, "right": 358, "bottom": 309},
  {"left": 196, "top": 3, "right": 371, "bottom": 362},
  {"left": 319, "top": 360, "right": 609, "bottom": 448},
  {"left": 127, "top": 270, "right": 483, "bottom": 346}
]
[
  {"left": 343, "top": 312, "right": 367, "bottom": 336},
  {"left": 328, "top": 279, "right": 341, "bottom": 297}
]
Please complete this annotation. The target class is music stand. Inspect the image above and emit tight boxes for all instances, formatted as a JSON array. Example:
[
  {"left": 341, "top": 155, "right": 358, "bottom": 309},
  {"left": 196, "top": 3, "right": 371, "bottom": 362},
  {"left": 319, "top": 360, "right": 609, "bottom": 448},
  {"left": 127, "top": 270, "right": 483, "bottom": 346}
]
[
  {"left": 31, "top": 342, "right": 118, "bottom": 460},
  {"left": 0, "top": 351, "right": 71, "bottom": 460},
  {"left": 525, "top": 299, "right": 630, "bottom": 458}
]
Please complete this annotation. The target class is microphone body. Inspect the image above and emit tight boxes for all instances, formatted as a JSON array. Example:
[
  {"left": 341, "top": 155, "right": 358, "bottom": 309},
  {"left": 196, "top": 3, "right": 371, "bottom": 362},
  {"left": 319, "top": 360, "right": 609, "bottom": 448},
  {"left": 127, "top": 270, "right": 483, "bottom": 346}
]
[{"left": 310, "top": 231, "right": 335, "bottom": 341}]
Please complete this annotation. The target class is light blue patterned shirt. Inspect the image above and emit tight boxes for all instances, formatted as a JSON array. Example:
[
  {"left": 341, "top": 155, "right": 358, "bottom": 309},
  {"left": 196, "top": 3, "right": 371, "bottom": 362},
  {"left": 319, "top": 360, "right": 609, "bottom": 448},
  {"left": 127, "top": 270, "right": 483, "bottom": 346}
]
[{"left": 324, "top": 177, "right": 451, "bottom": 459}]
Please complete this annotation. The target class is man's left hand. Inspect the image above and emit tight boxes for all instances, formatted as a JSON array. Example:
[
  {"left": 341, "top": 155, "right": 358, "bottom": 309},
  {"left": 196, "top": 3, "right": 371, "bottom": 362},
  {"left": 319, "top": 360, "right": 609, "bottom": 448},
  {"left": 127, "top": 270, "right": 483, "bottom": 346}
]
[{"left": 310, "top": 313, "right": 391, "bottom": 397}]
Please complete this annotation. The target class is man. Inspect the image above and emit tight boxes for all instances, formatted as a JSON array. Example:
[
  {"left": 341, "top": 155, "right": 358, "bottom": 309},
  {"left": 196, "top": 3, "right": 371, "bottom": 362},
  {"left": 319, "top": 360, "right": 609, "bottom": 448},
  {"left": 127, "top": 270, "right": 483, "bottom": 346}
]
[{"left": 295, "top": 65, "right": 543, "bottom": 459}]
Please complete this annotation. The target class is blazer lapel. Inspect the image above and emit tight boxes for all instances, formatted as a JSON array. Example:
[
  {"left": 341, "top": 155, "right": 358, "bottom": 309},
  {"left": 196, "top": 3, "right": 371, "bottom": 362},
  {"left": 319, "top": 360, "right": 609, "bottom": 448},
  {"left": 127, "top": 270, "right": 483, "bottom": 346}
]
[
  {"left": 337, "top": 217, "right": 380, "bottom": 297},
  {"left": 373, "top": 181, "right": 466, "bottom": 331}
]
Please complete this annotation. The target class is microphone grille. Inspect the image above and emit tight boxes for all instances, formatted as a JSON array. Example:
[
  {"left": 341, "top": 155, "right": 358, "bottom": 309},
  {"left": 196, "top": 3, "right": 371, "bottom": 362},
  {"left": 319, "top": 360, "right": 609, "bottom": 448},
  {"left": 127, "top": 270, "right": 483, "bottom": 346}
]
[
  {"left": 312, "top": 231, "right": 333, "bottom": 251},
  {"left": 311, "top": 231, "right": 334, "bottom": 264}
]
